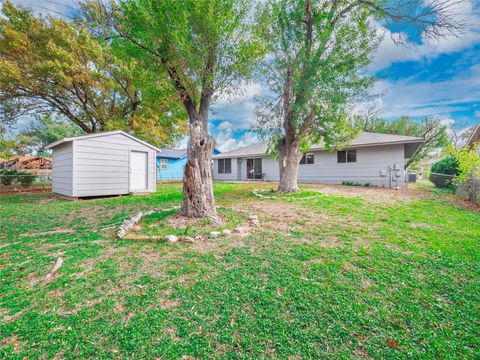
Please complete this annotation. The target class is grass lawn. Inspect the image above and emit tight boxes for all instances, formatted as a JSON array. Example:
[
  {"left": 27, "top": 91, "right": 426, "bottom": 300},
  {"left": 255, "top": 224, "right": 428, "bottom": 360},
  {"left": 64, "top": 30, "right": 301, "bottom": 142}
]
[{"left": 0, "top": 182, "right": 479, "bottom": 358}]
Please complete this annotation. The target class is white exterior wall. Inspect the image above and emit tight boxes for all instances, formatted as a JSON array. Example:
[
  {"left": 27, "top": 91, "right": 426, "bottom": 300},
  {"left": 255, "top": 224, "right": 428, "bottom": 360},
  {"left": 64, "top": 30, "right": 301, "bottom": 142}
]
[
  {"left": 213, "top": 144, "right": 406, "bottom": 187},
  {"left": 51, "top": 142, "right": 73, "bottom": 197},
  {"left": 72, "top": 133, "right": 156, "bottom": 197}
]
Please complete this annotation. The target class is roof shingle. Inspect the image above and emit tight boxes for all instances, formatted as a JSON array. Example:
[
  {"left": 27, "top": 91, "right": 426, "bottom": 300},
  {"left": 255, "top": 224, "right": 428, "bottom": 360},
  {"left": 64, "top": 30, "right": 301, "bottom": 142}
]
[{"left": 213, "top": 132, "right": 423, "bottom": 159}]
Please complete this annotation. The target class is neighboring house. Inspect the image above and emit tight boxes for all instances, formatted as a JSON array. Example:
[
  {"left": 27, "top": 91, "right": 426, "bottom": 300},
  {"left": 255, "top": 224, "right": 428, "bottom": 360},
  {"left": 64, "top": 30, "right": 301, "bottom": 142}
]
[
  {"left": 45, "top": 131, "right": 159, "bottom": 199},
  {"left": 213, "top": 132, "right": 423, "bottom": 188},
  {"left": 157, "top": 148, "right": 221, "bottom": 181},
  {"left": 466, "top": 123, "right": 480, "bottom": 149},
  {"left": 0, "top": 156, "right": 52, "bottom": 176}
]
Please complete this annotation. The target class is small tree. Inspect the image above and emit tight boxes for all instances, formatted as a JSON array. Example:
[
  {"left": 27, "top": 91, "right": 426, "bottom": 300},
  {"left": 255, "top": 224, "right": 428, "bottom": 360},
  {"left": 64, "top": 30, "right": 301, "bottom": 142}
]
[
  {"left": 0, "top": 125, "right": 26, "bottom": 159},
  {"left": 449, "top": 144, "right": 480, "bottom": 202},
  {"left": 255, "top": 0, "right": 465, "bottom": 193}
]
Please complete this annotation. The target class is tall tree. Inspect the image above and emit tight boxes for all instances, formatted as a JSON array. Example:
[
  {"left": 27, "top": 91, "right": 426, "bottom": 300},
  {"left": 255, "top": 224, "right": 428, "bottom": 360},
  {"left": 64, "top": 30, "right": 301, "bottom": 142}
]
[
  {"left": 0, "top": 1, "right": 185, "bottom": 147},
  {"left": 91, "top": 0, "right": 265, "bottom": 222},
  {"left": 255, "top": 0, "right": 465, "bottom": 193},
  {"left": 364, "top": 115, "right": 449, "bottom": 167}
]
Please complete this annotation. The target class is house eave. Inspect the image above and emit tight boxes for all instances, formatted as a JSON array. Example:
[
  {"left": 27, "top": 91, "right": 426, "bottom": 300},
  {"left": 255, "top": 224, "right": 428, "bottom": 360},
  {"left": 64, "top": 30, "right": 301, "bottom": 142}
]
[{"left": 213, "top": 139, "right": 424, "bottom": 159}]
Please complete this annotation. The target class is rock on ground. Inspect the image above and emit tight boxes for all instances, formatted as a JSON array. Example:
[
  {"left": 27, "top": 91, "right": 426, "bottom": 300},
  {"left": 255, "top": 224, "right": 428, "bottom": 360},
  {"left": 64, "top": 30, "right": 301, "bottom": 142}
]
[
  {"left": 164, "top": 235, "right": 178, "bottom": 243},
  {"left": 234, "top": 227, "right": 248, "bottom": 234}
]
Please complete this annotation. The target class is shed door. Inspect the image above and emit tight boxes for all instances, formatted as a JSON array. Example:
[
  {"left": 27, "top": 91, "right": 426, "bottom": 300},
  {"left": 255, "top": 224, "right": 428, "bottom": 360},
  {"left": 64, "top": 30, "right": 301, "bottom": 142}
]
[{"left": 130, "top": 151, "right": 148, "bottom": 191}]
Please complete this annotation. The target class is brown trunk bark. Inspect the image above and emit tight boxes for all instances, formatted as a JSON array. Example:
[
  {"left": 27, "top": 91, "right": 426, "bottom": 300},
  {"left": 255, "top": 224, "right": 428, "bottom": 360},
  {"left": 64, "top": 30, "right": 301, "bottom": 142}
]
[
  {"left": 179, "top": 119, "right": 221, "bottom": 224},
  {"left": 277, "top": 141, "right": 303, "bottom": 193}
]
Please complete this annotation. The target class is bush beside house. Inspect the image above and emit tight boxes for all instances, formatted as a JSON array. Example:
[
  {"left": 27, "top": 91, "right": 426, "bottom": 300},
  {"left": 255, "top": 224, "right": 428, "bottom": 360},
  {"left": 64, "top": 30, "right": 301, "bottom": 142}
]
[{"left": 429, "top": 156, "right": 459, "bottom": 188}]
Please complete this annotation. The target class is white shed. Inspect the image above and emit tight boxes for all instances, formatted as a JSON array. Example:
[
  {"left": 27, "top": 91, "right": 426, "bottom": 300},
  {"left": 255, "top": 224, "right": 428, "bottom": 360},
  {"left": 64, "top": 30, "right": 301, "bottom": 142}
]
[{"left": 45, "top": 131, "right": 159, "bottom": 198}]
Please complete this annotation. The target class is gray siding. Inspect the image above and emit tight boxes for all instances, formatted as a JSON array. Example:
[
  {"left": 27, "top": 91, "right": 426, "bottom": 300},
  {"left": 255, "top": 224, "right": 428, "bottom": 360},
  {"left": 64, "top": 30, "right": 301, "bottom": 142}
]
[
  {"left": 213, "top": 144, "right": 406, "bottom": 187},
  {"left": 51, "top": 142, "right": 73, "bottom": 197},
  {"left": 73, "top": 133, "right": 156, "bottom": 197}
]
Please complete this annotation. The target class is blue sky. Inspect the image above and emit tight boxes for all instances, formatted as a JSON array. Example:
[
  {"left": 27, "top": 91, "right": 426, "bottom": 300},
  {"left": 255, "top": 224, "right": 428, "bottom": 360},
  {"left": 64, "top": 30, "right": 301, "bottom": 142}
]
[{"left": 11, "top": 0, "right": 480, "bottom": 151}]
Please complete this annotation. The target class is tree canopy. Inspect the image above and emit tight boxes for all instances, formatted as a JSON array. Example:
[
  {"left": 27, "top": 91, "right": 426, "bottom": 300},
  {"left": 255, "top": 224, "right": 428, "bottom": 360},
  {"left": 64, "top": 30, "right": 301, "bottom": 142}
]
[
  {"left": 0, "top": 0, "right": 186, "bottom": 146},
  {"left": 256, "top": 0, "right": 378, "bottom": 149},
  {"left": 90, "top": 0, "right": 266, "bottom": 122}
]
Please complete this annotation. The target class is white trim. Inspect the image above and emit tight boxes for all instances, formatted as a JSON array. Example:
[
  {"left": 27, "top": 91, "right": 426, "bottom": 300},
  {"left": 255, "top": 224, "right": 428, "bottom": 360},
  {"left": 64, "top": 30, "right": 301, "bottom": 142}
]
[
  {"left": 129, "top": 150, "right": 149, "bottom": 192},
  {"left": 45, "top": 130, "right": 161, "bottom": 152},
  {"left": 72, "top": 141, "right": 76, "bottom": 197}
]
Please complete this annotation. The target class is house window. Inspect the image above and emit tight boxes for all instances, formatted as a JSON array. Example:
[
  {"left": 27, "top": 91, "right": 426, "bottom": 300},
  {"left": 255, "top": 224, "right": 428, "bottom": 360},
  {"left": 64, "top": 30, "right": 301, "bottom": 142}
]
[
  {"left": 300, "top": 153, "right": 314, "bottom": 165},
  {"left": 160, "top": 159, "right": 168, "bottom": 170},
  {"left": 218, "top": 158, "right": 232, "bottom": 174},
  {"left": 337, "top": 150, "right": 357, "bottom": 163}
]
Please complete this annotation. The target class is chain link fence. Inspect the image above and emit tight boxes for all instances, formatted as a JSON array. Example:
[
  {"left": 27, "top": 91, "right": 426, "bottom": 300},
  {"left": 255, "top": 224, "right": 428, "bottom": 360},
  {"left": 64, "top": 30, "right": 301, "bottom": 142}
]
[
  {"left": 429, "top": 171, "right": 480, "bottom": 203},
  {"left": 0, "top": 172, "right": 52, "bottom": 195},
  {"left": 458, "top": 177, "right": 479, "bottom": 203}
]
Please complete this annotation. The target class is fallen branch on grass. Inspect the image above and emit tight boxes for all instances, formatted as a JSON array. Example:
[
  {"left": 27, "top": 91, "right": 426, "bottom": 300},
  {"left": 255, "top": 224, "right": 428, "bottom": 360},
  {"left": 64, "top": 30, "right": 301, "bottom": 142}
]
[
  {"left": 44, "top": 257, "right": 63, "bottom": 283},
  {"left": 117, "top": 207, "right": 180, "bottom": 238}
]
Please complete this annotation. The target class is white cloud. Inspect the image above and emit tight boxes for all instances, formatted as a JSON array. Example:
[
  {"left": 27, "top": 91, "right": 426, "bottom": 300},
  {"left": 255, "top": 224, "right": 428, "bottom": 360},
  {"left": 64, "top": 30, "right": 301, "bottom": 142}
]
[
  {"left": 214, "top": 121, "right": 258, "bottom": 152},
  {"left": 211, "top": 81, "right": 268, "bottom": 129},
  {"left": 375, "top": 64, "right": 480, "bottom": 118},
  {"left": 370, "top": 0, "right": 480, "bottom": 71},
  {"left": 10, "top": 0, "right": 77, "bottom": 17}
]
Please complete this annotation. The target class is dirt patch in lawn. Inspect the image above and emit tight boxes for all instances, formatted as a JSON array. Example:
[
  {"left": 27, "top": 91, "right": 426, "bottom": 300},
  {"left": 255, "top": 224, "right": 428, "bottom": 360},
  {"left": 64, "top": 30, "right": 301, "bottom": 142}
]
[
  {"left": 233, "top": 200, "right": 343, "bottom": 236},
  {"left": 166, "top": 214, "right": 213, "bottom": 228},
  {"left": 302, "top": 183, "right": 427, "bottom": 204}
]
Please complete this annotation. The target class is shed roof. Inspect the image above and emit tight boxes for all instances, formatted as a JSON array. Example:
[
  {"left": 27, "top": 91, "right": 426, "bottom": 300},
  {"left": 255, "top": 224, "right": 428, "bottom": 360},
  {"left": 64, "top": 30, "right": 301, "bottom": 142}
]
[
  {"left": 213, "top": 132, "right": 423, "bottom": 159},
  {"left": 45, "top": 130, "right": 160, "bottom": 151}
]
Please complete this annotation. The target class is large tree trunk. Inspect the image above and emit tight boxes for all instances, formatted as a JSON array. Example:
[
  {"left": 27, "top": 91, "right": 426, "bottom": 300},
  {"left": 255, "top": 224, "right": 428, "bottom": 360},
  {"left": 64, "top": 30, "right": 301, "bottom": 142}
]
[
  {"left": 277, "top": 141, "right": 303, "bottom": 193},
  {"left": 179, "top": 119, "right": 221, "bottom": 224}
]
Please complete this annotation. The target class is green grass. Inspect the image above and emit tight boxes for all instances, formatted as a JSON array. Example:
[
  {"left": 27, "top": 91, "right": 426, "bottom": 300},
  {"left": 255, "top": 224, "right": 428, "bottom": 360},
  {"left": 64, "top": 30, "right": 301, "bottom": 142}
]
[
  {"left": 139, "top": 207, "right": 247, "bottom": 238},
  {"left": 0, "top": 182, "right": 479, "bottom": 358},
  {"left": 254, "top": 187, "right": 323, "bottom": 199}
]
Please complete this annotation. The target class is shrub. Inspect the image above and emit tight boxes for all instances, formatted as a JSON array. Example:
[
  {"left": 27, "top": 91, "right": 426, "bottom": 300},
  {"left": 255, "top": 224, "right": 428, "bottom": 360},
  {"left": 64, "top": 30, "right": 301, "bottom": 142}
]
[
  {"left": 429, "top": 156, "right": 459, "bottom": 188},
  {"left": 0, "top": 170, "right": 37, "bottom": 187},
  {"left": 17, "top": 173, "right": 36, "bottom": 187},
  {"left": 342, "top": 181, "right": 374, "bottom": 187},
  {"left": 0, "top": 169, "right": 18, "bottom": 185}
]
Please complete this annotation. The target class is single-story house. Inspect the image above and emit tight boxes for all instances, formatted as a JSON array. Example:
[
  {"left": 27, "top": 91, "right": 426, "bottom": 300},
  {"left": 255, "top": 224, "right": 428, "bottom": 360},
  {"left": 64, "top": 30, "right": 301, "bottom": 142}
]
[
  {"left": 45, "top": 131, "right": 159, "bottom": 198},
  {"left": 213, "top": 132, "right": 423, "bottom": 188},
  {"left": 157, "top": 148, "right": 221, "bottom": 181}
]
